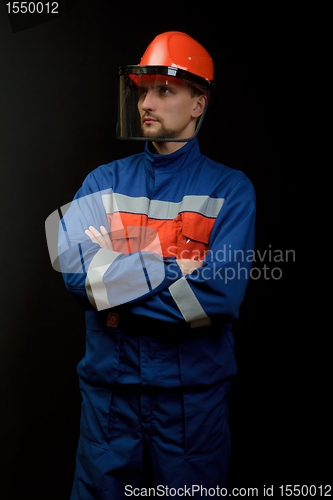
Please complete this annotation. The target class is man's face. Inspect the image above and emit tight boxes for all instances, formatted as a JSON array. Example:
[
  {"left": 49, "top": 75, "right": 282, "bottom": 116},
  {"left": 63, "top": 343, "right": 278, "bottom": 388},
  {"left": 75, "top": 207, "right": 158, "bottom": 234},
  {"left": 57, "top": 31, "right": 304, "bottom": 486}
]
[{"left": 137, "top": 75, "right": 204, "bottom": 139}]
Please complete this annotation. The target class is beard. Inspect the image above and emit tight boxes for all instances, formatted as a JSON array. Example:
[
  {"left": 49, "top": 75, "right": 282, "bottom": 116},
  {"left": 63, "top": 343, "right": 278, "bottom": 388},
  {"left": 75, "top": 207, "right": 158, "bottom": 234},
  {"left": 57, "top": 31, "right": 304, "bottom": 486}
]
[
  {"left": 143, "top": 126, "right": 178, "bottom": 139},
  {"left": 141, "top": 115, "right": 178, "bottom": 139}
]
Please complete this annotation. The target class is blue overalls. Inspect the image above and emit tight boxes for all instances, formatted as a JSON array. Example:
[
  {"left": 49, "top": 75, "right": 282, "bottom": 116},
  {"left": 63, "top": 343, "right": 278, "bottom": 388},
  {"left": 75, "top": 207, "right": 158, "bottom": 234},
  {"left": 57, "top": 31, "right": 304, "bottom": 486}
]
[
  {"left": 70, "top": 311, "right": 233, "bottom": 499},
  {"left": 55, "top": 139, "right": 256, "bottom": 498}
]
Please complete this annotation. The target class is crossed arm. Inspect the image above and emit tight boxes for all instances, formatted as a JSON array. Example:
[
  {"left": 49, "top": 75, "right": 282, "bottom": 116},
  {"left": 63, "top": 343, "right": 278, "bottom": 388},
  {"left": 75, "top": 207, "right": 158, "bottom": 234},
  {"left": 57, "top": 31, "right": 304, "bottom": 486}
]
[
  {"left": 56, "top": 175, "right": 255, "bottom": 321},
  {"left": 84, "top": 225, "right": 202, "bottom": 276}
]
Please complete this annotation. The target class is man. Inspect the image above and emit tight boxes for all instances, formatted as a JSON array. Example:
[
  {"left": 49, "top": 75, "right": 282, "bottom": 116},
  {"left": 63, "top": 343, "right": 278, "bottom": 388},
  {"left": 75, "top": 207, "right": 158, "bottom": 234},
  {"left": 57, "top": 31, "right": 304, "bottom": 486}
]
[{"left": 53, "top": 32, "right": 256, "bottom": 498}]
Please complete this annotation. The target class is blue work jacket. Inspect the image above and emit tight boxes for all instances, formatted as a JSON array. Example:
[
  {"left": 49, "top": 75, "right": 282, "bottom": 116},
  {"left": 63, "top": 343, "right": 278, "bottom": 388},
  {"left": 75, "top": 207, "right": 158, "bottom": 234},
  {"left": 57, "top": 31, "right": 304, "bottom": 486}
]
[{"left": 57, "top": 139, "right": 256, "bottom": 387}]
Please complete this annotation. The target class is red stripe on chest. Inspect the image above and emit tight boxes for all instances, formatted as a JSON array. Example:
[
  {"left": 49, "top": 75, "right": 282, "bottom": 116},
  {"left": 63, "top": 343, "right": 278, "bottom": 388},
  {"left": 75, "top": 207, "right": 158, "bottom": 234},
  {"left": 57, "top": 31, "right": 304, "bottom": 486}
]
[{"left": 107, "top": 211, "right": 215, "bottom": 260}]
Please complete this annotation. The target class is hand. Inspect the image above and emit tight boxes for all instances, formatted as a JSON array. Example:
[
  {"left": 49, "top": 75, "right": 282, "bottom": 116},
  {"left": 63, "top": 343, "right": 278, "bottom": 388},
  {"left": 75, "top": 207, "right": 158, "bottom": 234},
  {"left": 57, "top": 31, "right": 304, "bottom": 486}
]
[
  {"left": 85, "top": 226, "right": 113, "bottom": 251},
  {"left": 176, "top": 259, "right": 203, "bottom": 276}
]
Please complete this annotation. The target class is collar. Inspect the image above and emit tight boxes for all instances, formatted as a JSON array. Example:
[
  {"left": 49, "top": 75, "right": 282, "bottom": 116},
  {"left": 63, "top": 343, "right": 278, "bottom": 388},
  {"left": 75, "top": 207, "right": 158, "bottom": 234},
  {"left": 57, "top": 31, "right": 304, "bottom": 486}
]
[{"left": 144, "top": 138, "right": 201, "bottom": 173}]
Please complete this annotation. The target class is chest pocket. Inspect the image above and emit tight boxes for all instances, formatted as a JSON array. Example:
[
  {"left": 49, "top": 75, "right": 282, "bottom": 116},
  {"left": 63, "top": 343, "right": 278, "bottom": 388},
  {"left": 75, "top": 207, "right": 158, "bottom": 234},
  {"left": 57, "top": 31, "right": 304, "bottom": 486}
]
[{"left": 178, "top": 212, "right": 214, "bottom": 261}]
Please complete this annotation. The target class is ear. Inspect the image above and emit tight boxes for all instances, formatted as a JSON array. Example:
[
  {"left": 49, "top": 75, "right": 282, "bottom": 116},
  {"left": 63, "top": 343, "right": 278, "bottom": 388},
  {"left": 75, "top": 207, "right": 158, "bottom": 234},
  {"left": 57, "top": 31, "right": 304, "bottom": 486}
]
[{"left": 191, "top": 95, "right": 207, "bottom": 118}]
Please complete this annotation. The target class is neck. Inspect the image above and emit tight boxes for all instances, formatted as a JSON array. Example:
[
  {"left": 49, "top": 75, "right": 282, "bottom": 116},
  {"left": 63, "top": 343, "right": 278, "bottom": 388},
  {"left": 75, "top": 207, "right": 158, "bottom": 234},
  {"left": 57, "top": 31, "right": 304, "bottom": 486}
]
[{"left": 152, "top": 141, "right": 188, "bottom": 155}]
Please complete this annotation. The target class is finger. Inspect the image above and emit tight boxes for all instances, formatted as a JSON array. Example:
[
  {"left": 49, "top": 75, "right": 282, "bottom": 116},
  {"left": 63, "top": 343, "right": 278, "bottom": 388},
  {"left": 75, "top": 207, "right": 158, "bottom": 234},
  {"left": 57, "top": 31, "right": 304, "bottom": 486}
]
[
  {"left": 88, "top": 226, "right": 102, "bottom": 237},
  {"left": 86, "top": 226, "right": 105, "bottom": 247},
  {"left": 176, "top": 258, "right": 202, "bottom": 276},
  {"left": 100, "top": 226, "right": 113, "bottom": 251},
  {"left": 85, "top": 228, "right": 99, "bottom": 244}
]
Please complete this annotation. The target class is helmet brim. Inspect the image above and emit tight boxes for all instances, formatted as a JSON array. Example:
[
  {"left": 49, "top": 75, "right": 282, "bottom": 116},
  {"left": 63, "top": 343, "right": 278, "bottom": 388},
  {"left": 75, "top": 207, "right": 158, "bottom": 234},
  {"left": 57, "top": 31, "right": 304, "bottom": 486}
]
[{"left": 119, "top": 65, "right": 214, "bottom": 96}]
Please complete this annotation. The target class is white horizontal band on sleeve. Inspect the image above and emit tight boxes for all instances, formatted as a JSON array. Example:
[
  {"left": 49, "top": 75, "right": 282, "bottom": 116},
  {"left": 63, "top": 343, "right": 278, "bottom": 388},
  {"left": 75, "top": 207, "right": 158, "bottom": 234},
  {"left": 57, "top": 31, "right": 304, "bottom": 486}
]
[
  {"left": 169, "top": 277, "right": 211, "bottom": 328},
  {"left": 85, "top": 248, "right": 121, "bottom": 310}
]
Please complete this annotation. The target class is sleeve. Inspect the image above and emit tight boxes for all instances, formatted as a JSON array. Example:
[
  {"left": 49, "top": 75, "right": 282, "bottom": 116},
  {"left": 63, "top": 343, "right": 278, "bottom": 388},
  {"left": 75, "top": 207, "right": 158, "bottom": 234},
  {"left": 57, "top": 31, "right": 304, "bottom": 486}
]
[
  {"left": 53, "top": 171, "right": 183, "bottom": 310},
  {"left": 129, "top": 176, "right": 256, "bottom": 327}
]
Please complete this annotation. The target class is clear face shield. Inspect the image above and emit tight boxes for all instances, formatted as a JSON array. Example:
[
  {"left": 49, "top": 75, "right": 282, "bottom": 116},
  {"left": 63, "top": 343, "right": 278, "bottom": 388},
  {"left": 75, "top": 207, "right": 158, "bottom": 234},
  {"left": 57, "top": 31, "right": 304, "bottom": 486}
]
[{"left": 117, "top": 65, "right": 213, "bottom": 142}]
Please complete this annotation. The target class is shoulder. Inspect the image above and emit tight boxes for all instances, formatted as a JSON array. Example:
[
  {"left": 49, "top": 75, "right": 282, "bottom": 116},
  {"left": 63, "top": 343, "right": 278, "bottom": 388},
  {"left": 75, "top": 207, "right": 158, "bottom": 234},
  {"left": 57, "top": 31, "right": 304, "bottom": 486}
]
[
  {"left": 199, "top": 153, "right": 255, "bottom": 199},
  {"left": 79, "top": 152, "right": 145, "bottom": 193},
  {"left": 92, "top": 151, "right": 145, "bottom": 181}
]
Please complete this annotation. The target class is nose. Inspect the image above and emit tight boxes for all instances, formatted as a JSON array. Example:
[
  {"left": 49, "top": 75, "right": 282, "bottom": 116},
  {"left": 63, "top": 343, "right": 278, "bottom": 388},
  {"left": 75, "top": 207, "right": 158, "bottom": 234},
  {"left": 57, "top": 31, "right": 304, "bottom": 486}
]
[{"left": 140, "top": 89, "right": 156, "bottom": 112}]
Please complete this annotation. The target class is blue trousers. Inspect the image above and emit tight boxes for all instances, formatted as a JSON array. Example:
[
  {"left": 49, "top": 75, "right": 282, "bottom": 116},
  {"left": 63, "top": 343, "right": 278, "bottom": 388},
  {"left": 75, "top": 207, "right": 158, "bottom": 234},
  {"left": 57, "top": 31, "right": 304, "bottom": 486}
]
[{"left": 70, "top": 381, "right": 231, "bottom": 499}]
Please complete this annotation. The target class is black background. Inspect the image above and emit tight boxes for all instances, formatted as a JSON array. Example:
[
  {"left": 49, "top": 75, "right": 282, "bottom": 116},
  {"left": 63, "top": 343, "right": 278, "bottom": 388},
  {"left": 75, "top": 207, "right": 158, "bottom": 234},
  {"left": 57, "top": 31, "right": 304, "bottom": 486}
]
[{"left": 0, "top": 2, "right": 321, "bottom": 499}]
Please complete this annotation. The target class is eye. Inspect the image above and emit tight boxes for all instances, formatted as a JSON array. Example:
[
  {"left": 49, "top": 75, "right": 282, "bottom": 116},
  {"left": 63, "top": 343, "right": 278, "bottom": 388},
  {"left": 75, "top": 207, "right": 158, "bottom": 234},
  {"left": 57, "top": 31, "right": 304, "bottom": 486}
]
[
  {"left": 159, "top": 86, "right": 172, "bottom": 95},
  {"left": 137, "top": 87, "right": 147, "bottom": 98}
]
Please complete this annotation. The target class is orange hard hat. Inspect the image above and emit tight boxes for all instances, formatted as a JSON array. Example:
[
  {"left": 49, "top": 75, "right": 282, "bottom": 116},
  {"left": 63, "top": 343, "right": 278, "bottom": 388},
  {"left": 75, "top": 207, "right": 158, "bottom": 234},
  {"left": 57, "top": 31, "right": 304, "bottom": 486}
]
[
  {"left": 117, "top": 32, "right": 215, "bottom": 142},
  {"left": 138, "top": 31, "right": 214, "bottom": 84}
]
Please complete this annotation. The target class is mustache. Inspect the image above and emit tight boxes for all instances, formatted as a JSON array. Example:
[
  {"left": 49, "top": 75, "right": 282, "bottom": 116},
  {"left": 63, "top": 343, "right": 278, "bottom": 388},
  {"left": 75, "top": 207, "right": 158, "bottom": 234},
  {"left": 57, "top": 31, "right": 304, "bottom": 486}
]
[{"left": 142, "top": 113, "right": 160, "bottom": 122}]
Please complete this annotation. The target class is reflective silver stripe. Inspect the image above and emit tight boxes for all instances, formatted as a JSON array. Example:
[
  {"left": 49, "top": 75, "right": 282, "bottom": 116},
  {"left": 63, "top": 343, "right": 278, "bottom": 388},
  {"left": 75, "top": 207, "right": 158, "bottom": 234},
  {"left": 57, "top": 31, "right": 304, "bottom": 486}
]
[
  {"left": 101, "top": 190, "right": 114, "bottom": 214},
  {"left": 179, "top": 196, "right": 225, "bottom": 219},
  {"left": 148, "top": 200, "right": 178, "bottom": 220},
  {"left": 102, "top": 192, "right": 149, "bottom": 216},
  {"left": 169, "top": 277, "right": 211, "bottom": 327},
  {"left": 102, "top": 193, "right": 225, "bottom": 220},
  {"left": 190, "top": 317, "right": 211, "bottom": 329},
  {"left": 149, "top": 196, "right": 225, "bottom": 219},
  {"left": 85, "top": 248, "right": 121, "bottom": 310}
]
